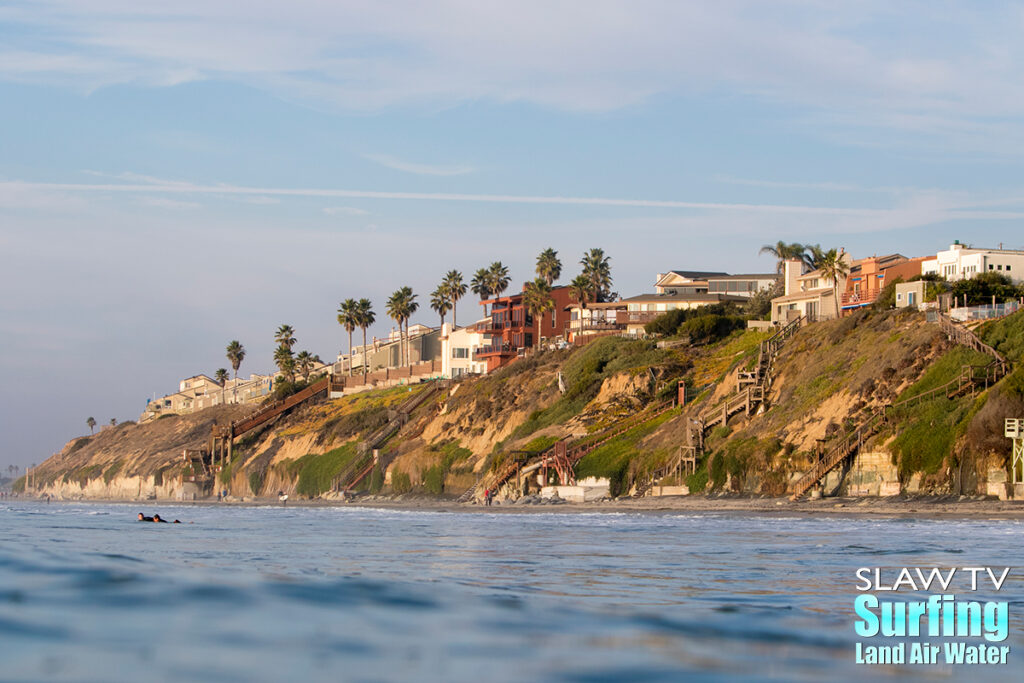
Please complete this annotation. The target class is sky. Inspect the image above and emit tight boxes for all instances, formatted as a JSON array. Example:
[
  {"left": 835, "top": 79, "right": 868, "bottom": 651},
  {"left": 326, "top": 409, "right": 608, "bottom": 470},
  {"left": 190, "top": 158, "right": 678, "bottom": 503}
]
[{"left": 3, "top": 1, "right": 1024, "bottom": 467}]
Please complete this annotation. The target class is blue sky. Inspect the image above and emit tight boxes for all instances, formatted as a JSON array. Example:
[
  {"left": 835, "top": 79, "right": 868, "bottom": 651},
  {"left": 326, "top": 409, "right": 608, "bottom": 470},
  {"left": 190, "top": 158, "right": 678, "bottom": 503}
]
[{"left": 3, "top": 1, "right": 1024, "bottom": 466}]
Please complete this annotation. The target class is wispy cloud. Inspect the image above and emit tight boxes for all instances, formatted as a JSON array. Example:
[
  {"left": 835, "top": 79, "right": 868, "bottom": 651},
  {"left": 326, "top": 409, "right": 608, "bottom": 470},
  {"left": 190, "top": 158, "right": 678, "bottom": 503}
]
[
  {"left": 5, "top": 178, "right": 1024, "bottom": 234},
  {"left": 136, "top": 196, "right": 200, "bottom": 210},
  {"left": 5, "top": 1, "right": 1024, "bottom": 152},
  {"left": 363, "top": 154, "right": 474, "bottom": 176},
  {"left": 712, "top": 175, "right": 902, "bottom": 194}
]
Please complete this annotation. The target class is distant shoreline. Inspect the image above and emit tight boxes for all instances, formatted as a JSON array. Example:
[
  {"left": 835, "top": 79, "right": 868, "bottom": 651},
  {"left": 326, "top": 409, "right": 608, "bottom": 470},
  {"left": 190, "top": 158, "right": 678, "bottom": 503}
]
[{"left": 13, "top": 493, "right": 1024, "bottom": 519}]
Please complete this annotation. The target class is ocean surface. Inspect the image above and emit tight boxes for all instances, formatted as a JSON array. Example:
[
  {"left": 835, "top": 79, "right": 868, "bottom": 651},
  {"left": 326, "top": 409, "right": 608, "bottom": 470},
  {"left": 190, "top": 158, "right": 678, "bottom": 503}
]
[{"left": 1, "top": 502, "right": 1021, "bottom": 682}]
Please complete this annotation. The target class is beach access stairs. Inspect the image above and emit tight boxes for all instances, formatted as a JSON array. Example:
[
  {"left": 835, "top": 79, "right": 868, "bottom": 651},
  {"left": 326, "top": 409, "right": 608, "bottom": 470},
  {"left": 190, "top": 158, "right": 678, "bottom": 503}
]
[
  {"left": 788, "top": 315, "right": 1009, "bottom": 500},
  {"left": 331, "top": 380, "right": 450, "bottom": 492}
]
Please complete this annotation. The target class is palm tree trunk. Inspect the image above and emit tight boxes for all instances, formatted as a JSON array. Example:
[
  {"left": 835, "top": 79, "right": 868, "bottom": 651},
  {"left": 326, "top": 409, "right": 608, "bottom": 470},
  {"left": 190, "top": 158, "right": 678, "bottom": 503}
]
[
  {"left": 452, "top": 301, "right": 457, "bottom": 328},
  {"left": 833, "top": 283, "right": 841, "bottom": 319},
  {"left": 233, "top": 369, "right": 238, "bottom": 402},
  {"left": 348, "top": 330, "right": 354, "bottom": 376},
  {"left": 361, "top": 327, "right": 368, "bottom": 376}
]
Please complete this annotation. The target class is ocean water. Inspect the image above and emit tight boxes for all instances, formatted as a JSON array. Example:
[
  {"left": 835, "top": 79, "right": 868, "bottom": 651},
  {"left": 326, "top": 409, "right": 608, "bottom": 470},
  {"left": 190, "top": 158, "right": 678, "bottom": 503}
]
[{"left": 1, "top": 502, "right": 1021, "bottom": 682}]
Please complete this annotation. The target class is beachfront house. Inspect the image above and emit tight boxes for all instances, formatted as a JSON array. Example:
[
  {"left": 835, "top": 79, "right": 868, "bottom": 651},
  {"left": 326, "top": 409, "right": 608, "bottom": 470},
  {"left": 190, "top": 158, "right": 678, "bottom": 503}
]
[
  {"left": 619, "top": 292, "right": 748, "bottom": 335},
  {"left": 770, "top": 252, "right": 853, "bottom": 324},
  {"left": 922, "top": 241, "right": 1024, "bottom": 284},
  {"left": 475, "top": 284, "right": 575, "bottom": 372},
  {"left": 441, "top": 320, "right": 490, "bottom": 378}
]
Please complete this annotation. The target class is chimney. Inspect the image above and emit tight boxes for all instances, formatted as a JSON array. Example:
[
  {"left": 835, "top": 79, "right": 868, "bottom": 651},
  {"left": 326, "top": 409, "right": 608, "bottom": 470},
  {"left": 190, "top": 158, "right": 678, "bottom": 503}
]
[{"left": 783, "top": 259, "right": 803, "bottom": 296}]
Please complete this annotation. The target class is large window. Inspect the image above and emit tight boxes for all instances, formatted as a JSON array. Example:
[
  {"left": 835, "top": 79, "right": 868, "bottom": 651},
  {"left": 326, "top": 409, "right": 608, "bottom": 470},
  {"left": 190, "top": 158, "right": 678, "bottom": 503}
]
[{"left": 452, "top": 347, "right": 469, "bottom": 359}]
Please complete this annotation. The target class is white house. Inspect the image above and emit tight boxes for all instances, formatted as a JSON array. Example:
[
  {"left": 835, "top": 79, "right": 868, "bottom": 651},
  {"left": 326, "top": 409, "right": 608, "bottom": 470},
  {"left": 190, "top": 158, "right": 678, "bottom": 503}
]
[
  {"left": 441, "top": 321, "right": 490, "bottom": 378},
  {"left": 770, "top": 253, "right": 851, "bottom": 324},
  {"left": 922, "top": 241, "right": 1024, "bottom": 284}
]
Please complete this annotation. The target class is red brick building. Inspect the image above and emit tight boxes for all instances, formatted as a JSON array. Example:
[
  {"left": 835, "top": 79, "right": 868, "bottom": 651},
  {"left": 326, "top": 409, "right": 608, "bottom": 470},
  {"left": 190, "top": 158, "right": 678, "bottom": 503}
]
[{"left": 474, "top": 284, "right": 575, "bottom": 372}]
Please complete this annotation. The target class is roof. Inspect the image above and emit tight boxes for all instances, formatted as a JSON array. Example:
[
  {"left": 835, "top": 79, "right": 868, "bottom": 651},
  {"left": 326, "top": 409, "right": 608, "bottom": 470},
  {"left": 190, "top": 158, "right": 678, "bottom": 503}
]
[
  {"left": 771, "top": 288, "right": 835, "bottom": 304},
  {"left": 618, "top": 292, "right": 749, "bottom": 304},
  {"left": 656, "top": 270, "right": 729, "bottom": 285},
  {"left": 849, "top": 253, "right": 906, "bottom": 271},
  {"left": 706, "top": 273, "right": 780, "bottom": 281}
]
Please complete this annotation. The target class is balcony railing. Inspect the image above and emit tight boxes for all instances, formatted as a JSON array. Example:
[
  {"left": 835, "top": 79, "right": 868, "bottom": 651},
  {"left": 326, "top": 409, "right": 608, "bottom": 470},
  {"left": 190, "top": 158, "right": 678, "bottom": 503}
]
[
  {"left": 474, "top": 344, "right": 521, "bottom": 359},
  {"left": 624, "top": 311, "right": 665, "bottom": 324},
  {"left": 840, "top": 290, "right": 881, "bottom": 306}
]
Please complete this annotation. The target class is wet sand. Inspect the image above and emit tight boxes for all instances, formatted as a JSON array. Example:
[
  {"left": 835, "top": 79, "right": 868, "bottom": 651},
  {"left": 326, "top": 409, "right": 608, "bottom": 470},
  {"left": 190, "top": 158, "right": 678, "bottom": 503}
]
[{"left": 30, "top": 493, "right": 1024, "bottom": 519}]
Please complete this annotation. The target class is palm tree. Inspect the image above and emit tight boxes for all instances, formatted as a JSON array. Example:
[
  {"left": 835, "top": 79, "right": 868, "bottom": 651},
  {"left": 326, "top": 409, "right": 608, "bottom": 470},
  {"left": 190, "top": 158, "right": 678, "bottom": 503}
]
[
  {"left": 295, "top": 351, "right": 319, "bottom": 382},
  {"left": 471, "top": 267, "right": 492, "bottom": 314},
  {"left": 356, "top": 299, "right": 375, "bottom": 376},
  {"left": 580, "top": 248, "right": 612, "bottom": 303},
  {"left": 523, "top": 278, "right": 555, "bottom": 347},
  {"left": 442, "top": 270, "right": 467, "bottom": 326},
  {"left": 387, "top": 288, "right": 418, "bottom": 367},
  {"left": 759, "top": 241, "right": 806, "bottom": 273},
  {"left": 536, "top": 248, "right": 562, "bottom": 286},
  {"left": 274, "top": 324, "right": 296, "bottom": 351},
  {"left": 109, "top": 418, "right": 116, "bottom": 426},
  {"left": 337, "top": 298, "right": 360, "bottom": 376},
  {"left": 802, "top": 243, "right": 827, "bottom": 271},
  {"left": 274, "top": 345, "right": 296, "bottom": 382},
  {"left": 401, "top": 286, "right": 419, "bottom": 366},
  {"left": 226, "top": 340, "right": 246, "bottom": 401},
  {"left": 430, "top": 286, "right": 452, "bottom": 328},
  {"left": 214, "top": 368, "right": 229, "bottom": 404},
  {"left": 86, "top": 417, "right": 96, "bottom": 435},
  {"left": 568, "top": 274, "right": 591, "bottom": 309},
  {"left": 818, "top": 248, "right": 851, "bottom": 319},
  {"left": 487, "top": 261, "right": 511, "bottom": 300}
]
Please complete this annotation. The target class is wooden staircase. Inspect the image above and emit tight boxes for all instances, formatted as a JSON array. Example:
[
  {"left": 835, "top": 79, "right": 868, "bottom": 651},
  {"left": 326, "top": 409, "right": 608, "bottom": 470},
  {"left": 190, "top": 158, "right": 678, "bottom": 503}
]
[{"left": 789, "top": 317, "right": 1009, "bottom": 500}]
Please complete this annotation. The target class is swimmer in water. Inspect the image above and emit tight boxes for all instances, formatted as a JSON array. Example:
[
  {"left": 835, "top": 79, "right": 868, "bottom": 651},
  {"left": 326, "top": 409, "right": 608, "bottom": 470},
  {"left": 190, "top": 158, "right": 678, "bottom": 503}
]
[
  {"left": 138, "top": 513, "right": 154, "bottom": 522},
  {"left": 151, "top": 514, "right": 182, "bottom": 524}
]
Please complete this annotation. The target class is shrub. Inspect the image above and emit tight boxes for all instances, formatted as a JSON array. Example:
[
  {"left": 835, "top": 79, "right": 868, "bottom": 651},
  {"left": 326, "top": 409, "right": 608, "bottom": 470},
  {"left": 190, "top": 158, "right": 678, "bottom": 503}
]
[
  {"left": 102, "top": 460, "right": 123, "bottom": 485},
  {"left": 391, "top": 470, "right": 412, "bottom": 494},
  {"left": 293, "top": 444, "right": 360, "bottom": 497},
  {"left": 423, "top": 465, "right": 445, "bottom": 495},
  {"left": 369, "top": 465, "right": 384, "bottom": 494},
  {"left": 248, "top": 470, "right": 265, "bottom": 495}
]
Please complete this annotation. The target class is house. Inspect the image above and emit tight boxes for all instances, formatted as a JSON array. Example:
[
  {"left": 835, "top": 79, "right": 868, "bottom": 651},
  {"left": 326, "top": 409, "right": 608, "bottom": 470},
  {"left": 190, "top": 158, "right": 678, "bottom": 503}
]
[
  {"left": 565, "top": 302, "right": 627, "bottom": 343},
  {"left": 706, "top": 273, "right": 781, "bottom": 298},
  {"left": 839, "top": 254, "right": 926, "bottom": 314},
  {"left": 654, "top": 271, "right": 727, "bottom": 294},
  {"left": 895, "top": 281, "right": 927, "bottom": 310},
  {"left": 922, "top": 241, "right": 1024, "bottom": 284},
  {"left": 440, "top": 321, "right": 490, "bottom": 378},
  {"left": 618, "top": 292, "right": 748, "bottom": 335},
  {"left": 341, "top": 326, "right": 443, "bottom": 374},
  {"left": 770, "top": 252, "right": 852, "bottom": 324},
  {"left": 475, "top": 284, "right": 575, "bottom": 371}
]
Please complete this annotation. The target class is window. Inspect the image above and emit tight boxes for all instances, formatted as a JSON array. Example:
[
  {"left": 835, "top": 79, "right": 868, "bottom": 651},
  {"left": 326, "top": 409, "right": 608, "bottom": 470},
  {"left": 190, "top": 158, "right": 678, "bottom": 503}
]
[
  {"left": 1007, "top": 266, "right": 1012, "bottom": 272},
  {"left": 998, "top": 265, "right": 1003, "bottom": 271},
  {"left": 990, "top": 265, "right": 995, "bottom": 270},
  {"left": 452, "top": 348, "right": 469, "bottom": 359}
]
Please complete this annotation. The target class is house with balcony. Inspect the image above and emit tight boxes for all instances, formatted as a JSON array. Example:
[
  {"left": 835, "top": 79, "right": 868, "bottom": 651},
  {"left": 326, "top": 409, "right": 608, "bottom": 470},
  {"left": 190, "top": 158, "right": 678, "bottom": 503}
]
[
  {"left": 619, "top": 292, "right": 748, "bottom": 335},
  {"left": 475, "top": 284, "right": 575, "bottom": 372},
  {"left": 654, "top": 270, "right": 727, "bottom": 294},
  {"left": 770, "top": 252, "right": 852, "bottom": 324},
  {"left": 922, "top": 241, "right": 1024, "bottom": 284},
  {"left": 707, "top": 273, "right": 780, "bottom": 298},
  {"left": 339, "top": 325, "right": 442, "bottom": 374},
  {"left": 564, "top": 302, "right": 627, "bottom": 343},
  {"left": 840, "top": 254, "right": 924, "bottom": 314}
]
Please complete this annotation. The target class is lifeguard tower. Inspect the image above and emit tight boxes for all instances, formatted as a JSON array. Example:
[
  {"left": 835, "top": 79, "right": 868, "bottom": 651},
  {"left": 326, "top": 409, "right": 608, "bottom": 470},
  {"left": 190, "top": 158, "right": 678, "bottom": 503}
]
[{"left": 1007, "top": 419, "right": 1024, "bottom": 498}]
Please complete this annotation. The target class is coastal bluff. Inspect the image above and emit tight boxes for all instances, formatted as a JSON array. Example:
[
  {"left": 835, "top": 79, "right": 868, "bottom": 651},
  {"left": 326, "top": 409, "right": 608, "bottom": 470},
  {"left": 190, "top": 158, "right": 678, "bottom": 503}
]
[{"left": 21, "top": 309, "right": 1024, "bottom": 503}]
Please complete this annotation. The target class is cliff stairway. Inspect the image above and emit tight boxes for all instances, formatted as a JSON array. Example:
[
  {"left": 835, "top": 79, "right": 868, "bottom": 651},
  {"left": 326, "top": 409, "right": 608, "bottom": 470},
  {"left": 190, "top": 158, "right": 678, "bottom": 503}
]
[
  {"left": 460, "top": 399, "right": 679, "bottom": 502},
  {"left": 332, "top": 380, "right": 450, "bottom": 493},
  {"left": 789, "top": 316, "right": 1009, "bottom": 501}
]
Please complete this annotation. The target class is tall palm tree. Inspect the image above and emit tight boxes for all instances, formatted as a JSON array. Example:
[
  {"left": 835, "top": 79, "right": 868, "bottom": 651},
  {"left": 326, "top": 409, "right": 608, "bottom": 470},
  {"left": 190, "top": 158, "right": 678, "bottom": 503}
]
[
  {"left": 274, "top": 345, "right": 296, "bottom": 382},
  {"left": 580, "top": 248, "right": 612, "bottom": 303},
  {"left": 295, "top": 350, "right": 319, "bottom": 382},
  {"left": 387, "top": 288, "right": 418, "bottom": 367},
  {"left": 356, "top": 299, "right": 375, "bottom": 376},
  {"left": 86, "top": 417, "right": 96, "bottom": 435},
  {"left": 536, "top": 248, "right": 562, "bottom": 286},
  {"left": 802, "top": 243, "right": 827, "bottom": 271},
  {"left": 109, "top": 418, "right": 116, "bottom": 426},
  {"left": 471, "top": 267, "right": 492, "bottom": 314},
  {"left": 487, "top": 262, "right": 511, "bottom": 300},
  {"left": 523, "top": 278, "right": 555, "bottom": 347},
  {"left": 442, "top": 270, "right": 467, "bottom": 327},
  {"left": 226, "top": 340, "right": 246, "bottom": 401},
  {"left": 568, "top": 274, "right": 591, "bottom": 309},
  {"left": 274, "top": 324, "right": 296, "bottom": 351},
  {"left": 430, "top": 286, "right": 452, "bottom": 328},
  {"left": 401, "top": 286, "right": 419, "bottom": 366},
  {"left": 759, "top": 241, "right": 806, "bottom": 273},
  {"left": 214, "top": 368, "right": 229, "bottom": 404},
  {"left": 818, "top": 248, "right": 851, "bottom": 319},
  {"left": 337, "top": 298, "right": 360, "bottom": 376}
]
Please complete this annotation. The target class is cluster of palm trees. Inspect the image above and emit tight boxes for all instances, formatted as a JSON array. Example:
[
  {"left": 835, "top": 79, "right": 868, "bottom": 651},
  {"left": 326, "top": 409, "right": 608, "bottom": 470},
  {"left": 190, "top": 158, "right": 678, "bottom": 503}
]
[
  {"left": 5, "top": 464, "right": 19, "bottom": 480},
  {"left": 84, "top": 416, "right": 116, "bottom": 433},
  {"left": 337, "top": 299, "right": 376, "bottom": 377},
  {"left": 429, "top": 271, "right": 468, "bottom": 328},
  {"left": 272, "top": 325, "right": 321, "bottom": 382},
  {"left": 469, "top": 262, "right": 512, "bottom": 314},
  {"left": 760, "top": 241, "right": 850, "bottom": 316}
]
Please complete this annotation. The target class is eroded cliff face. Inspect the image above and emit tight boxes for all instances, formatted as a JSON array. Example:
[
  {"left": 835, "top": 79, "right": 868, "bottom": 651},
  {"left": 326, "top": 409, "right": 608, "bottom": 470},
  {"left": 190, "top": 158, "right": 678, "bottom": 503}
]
[{"left": 29, "top": 310, "right": 1022, "bottom": 501}]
